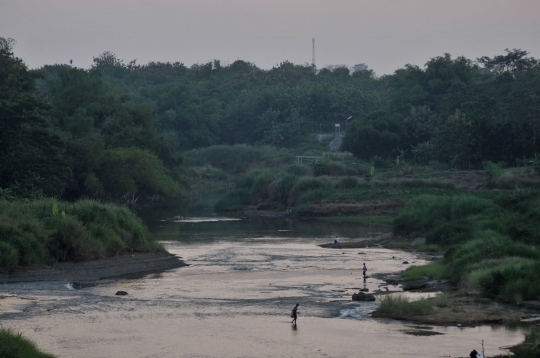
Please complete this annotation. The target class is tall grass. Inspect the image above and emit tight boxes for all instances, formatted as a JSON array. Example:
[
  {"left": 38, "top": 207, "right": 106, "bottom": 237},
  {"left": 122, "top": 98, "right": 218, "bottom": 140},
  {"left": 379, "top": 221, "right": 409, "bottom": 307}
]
[
  {"left": 393, "top": 194, "right": 499, "bottom": 235},
  {"left": 400, "top": 261, "right": 448, "bottom": 281},
  {"left": 375, "top": 294, "right": 434, "bottom": 318},
  {"left": 0, "top": 199, "right": 161, "bottom": 271},
  {"left": 288, "top": 177, "right": 330, "bottom": 205},
  {"left": 0, "top": 327, "right": 56, "bottom": 358}
]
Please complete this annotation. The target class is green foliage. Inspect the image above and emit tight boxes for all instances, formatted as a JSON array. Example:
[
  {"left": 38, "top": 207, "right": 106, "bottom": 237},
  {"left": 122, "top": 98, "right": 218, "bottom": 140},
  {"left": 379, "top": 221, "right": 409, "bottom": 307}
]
[
  {"left": 393, "top": 194, "right": 498, "bottom": 235},
  {"left": 269, "top": 175, "right": 299, "bottom": 205},
  {"left": 96, "top": 147, "right": 186, "bottom": 204},
  {"left": 335, "top": 177, "right": 358, "bottom": 189},
  {"left": 401, "top": 261, "right": 449, "bottom": 281},
  {"left": 215, "top": 189, "right": 252, "bottom": 211},
  {"left": 286, "top": 164, "right": 311, "bottom": 176},
  {"left": 296, "top": 189, "right": 327, "bottom": 207},
  {"left": 312, "top": 159, "right": 354, "bottom": 177},
  {"left": 375, "top": 294, "right": 434, "bottom": 317},
  {"left": 0, "top": 327, "right": 56, "bottom": 358},
  {"left": 341, "top": 111, "right": 406, "bottom": 160},
  {"left": 191, "top": 166, "right": 228, "bottom": 181},
  {"left": 289, "top": 177, "right": 329, "bottom": 205},
  {"left": 184, "top": 145, "right": 287, "bottom": 174},
  {"left": 0, "top": 199, "right": 161, "bottom": 271}
]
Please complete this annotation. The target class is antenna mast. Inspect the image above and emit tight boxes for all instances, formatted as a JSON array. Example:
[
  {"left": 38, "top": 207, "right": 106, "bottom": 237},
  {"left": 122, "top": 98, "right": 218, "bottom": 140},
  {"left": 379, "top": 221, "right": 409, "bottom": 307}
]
[{"left": 312, "top": 38, "right": 316, "bottom": 68}]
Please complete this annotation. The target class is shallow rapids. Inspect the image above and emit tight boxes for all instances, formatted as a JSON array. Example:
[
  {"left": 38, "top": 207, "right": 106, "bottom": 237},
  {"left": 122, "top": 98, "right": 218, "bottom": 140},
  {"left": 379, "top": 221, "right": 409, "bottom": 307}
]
[{"left": 0, "top": 214, "right": 526, "bottom": 357}]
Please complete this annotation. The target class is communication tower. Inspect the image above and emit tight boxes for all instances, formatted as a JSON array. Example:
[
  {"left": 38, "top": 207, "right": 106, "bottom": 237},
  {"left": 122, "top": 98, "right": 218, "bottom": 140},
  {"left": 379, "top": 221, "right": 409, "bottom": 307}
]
[{"left": 312, "top": 38, "right": 316, "bottom": 68}]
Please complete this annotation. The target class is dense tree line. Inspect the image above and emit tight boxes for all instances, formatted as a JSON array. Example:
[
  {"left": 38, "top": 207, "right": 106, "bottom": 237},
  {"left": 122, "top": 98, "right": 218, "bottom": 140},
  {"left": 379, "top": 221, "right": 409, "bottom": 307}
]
[
  {"left": 0, "top": 38, "right": 186, "bottom": 205},
  {"left": 90, "top": 49, "right": 540, "bottom": 169},
  {"left": 2, "top": 37, "right": 540, "bottom": 203}
]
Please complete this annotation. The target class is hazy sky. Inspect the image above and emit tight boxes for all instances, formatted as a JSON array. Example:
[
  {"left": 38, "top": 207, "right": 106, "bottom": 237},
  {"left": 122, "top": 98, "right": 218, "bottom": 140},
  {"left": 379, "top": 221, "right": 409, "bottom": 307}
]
[{"left": 1, "top": 0, "right": 539, "bottom": 75}]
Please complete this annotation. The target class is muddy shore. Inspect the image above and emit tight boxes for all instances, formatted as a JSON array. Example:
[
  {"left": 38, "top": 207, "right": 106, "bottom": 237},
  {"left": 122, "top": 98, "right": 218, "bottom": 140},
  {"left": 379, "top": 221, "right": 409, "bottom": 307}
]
[{"left": 0, "top": 252, "right": 187, "bottom": 283}]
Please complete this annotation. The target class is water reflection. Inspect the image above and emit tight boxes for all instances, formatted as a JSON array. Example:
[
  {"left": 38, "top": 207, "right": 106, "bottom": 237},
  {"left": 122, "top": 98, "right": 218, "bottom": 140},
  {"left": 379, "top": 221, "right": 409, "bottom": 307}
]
[{"left": 0, "top": 209, "right": 527, "bottom": 358}]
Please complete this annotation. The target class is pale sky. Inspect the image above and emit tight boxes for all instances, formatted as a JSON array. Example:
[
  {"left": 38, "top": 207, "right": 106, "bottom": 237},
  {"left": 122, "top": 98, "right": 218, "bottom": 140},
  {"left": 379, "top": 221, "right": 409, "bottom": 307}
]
[{"left": 1, "top": 0, "right": 539, "bottom": 75}]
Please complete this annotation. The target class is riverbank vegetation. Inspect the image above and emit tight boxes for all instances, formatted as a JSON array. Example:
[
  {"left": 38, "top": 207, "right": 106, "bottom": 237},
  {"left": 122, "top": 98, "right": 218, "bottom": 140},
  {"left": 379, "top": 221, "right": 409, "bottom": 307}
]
[
  {"left": 0, "top": 328, "right": 56, "bottom": 358},
  {"left": 0, "top": 199, "right": 161, "bottom": 272},
  {"left": 373, "top": 294, "right": 433, "bottom": 318},
  {"left": 396, "top": 191, "right": 540, "bottom": 303}
]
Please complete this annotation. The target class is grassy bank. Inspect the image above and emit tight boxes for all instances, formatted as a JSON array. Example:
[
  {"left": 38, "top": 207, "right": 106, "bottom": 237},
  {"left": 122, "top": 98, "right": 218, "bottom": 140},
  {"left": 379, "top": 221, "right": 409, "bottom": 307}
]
[
  {"left": 0, "top": 199, "right": 162, "bottom": 272},
  {"left": 0, "top": 328, "right": 56, "bottom": 358},
  {"left": 395, "top": 191, "right": 540, "bottom": 303},
  {"left": 373, "top": 294, "right": 433, "bottom": 319}
]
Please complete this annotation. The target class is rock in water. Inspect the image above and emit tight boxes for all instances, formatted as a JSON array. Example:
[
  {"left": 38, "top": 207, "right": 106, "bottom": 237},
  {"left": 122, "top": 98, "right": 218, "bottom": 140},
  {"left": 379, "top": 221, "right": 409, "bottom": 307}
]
[
  {"left": 115, "top": 291, "right": 128, "bottom": 296},
  {"left": 352, "top": 291, "right": 376, "bottom": 301}
]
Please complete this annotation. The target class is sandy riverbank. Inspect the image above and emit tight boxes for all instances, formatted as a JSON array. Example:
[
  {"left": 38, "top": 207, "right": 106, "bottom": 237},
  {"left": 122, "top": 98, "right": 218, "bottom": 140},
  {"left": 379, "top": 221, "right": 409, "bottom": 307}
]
[{"left": 0, "top": 252, "right": 187, "bottom": 283}]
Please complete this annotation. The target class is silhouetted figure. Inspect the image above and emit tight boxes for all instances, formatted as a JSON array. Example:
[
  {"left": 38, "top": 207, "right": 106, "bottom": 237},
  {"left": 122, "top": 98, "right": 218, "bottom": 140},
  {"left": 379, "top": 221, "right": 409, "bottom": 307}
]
[
  {"left": 291, "top": 303, "right": 299, "bottom": 324},
  {"left": 470, "top": 349, "right": 478, "bottom": 358},
  {"left": 334, "top": 236, "right": 340, "bottom": 244},
  {"left": 362, "top": 263, "right": 367, "bottom": 278},
  {"left": 70, "top": 59, "right": 72, "bottom": 65}
]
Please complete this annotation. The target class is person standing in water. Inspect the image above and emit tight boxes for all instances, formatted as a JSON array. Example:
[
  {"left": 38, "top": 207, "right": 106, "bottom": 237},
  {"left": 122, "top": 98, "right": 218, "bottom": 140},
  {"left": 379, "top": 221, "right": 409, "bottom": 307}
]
[
  {"left": 362, "top": 263, "right": 367, "bottom": 278},
  {"left": 334, "top": 236, "right": 340, "bottom": 244},
  {"left": 291, "top": 303, "right": 299, "bottom": 324}
]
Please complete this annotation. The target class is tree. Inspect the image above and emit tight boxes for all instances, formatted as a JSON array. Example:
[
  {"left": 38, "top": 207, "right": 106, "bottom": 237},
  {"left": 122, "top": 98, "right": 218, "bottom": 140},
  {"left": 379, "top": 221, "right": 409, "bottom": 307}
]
[
  {"left": 477, "top": 49, "right": 538, "bottom": 76},
  {"left": 0, "top": 38, "right": 69, "bottom": 197}
]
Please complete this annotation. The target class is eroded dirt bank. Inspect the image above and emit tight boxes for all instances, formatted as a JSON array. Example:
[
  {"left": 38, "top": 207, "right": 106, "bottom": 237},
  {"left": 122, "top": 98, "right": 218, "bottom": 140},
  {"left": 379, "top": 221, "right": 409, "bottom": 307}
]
[{"left": 0, "top": 252, "right": 187, "bottom": 283}]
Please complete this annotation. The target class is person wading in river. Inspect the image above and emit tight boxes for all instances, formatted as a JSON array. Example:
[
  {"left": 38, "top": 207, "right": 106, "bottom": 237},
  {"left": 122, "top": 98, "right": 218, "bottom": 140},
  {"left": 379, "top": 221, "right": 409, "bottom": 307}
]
[
  {"left": 362, "top": 263, "right": 367, "bottom": 278},
  {"left": 291, "top": 303, "right": 299, "bottom": 324}
]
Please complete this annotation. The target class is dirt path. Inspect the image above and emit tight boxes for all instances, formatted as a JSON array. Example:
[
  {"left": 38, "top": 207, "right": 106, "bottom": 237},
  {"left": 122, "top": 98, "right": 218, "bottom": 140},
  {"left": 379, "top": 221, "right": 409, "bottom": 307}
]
[{"left": 0, "top": 252, "right": 187, "bottom": 283}]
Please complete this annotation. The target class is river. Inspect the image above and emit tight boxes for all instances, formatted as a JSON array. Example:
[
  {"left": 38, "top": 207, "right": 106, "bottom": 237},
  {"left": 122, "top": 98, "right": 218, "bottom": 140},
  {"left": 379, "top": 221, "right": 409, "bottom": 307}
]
[{"left": 0, "top": 203, "right": 526, "bottom": 357}]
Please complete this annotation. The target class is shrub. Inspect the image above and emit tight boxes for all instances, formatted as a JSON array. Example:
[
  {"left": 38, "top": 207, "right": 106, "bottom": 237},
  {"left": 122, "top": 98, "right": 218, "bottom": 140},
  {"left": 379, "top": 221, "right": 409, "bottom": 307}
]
[
  {"left": 312, "top": 159, "right": 349, "bottom": 176},
  {"left": 289, "top": 177, "right": 329, "bottom": 205},
  {"left": 184, "top": 144, "right": 288, "bottom": 174},
  {"left": 286, "top": 164, "right": 311, "bottom": 176},
  {"left": 296, "top": 189, "right": 327, "bottom": 206},
  {"left": 335, "top": 176, "right": 358, "bottom": 189},
  {"left": 401, "top": 261, "right": 448, "bottom": 281},
  {"left": 215, "top": 189, "right": 252, "bottom": 211},
  {"left": 426, "top": 218, "right": 475, "bottom": 246},
  {"left": 251, "top": 170, "right": 277, "bottom": 201},
  {"left": 0, "top": 199, "right": 160, "bottom": 271},
  {"left": 431, "top": 292, "right": 451, "bottom": 307},
  {"left": 269, "top": 175, "right": 299, "bottom": 205},
  {"left": 192, "top": 166, "right": 228, "bottom": 181},
  {"left": 375, "top": 294, "right": 433, "bottom": 317},
  {"left": 393, "top": 194, "right": 498, "bottom": 236},
  {"left": 0, "top": 328, "right": 56, "bottom": 358}
]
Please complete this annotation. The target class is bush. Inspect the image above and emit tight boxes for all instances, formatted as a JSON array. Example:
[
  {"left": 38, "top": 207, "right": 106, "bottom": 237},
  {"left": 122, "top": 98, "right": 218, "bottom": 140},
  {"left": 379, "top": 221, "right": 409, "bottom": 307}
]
[
  {"left": 400, "top": 261, "right": 448, "bottom": 281},
  {"left": 312, "top": 160, "right": 350, "bottom": 176},
  {"left": 0, "top": 199, "right": 160, "bottom": 271},
  {"left": 375, "top": 294, "right": 433, "bottom": 317},
  {"left": 289, "top": 177, "right": 329, "bottom": 205},
  {"left": 184, "top": 144, "right": 288, "bottom": 174},
  {"left": 393, "top": 194, "right": 498, "bottom": 236},
  {"left": 0, "top": 328, "right": 56, "bottom": 358},
  {"left": 335, "top": 177, "right": 358, "bottom": 189},
  {"left": 445, "top": 230, "right": 540, "bottom": 280},
  {"left": 215, "top": 189, "right": 252, "bottom": 211},
  {"left": 269, "top": 175, "right": 299, "bottom": 205},
  {"left": 192, "top": 166, "right": 228, "bottom": 181},
  {"left": 426, "top": 218, "right": 475, "bottom": 246},
  {"left": 286, "top": 164, "right": 311, "bottom": 176},
  {"left": 296, "top": 189, "right": 327, "bottom": 206}
]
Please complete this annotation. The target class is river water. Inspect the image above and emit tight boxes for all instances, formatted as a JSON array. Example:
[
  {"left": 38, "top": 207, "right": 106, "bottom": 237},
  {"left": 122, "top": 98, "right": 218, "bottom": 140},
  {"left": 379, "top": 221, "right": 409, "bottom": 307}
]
[{"left": 0, "top": 206, "right": 526, "bottom": 358}]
